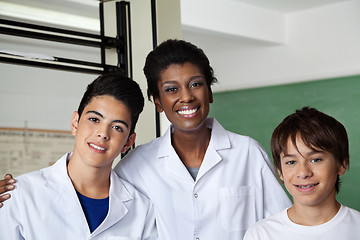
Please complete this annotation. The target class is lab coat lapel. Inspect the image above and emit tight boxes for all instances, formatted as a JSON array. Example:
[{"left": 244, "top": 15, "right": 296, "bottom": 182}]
[
  {"left": 161, "top": 119, "right": 231, "bottom": 183},
  {"left": 44, "top": 153, "right": 90, "bottom": 235},
  {"left": 160, "top": 126, "right": 195, "bottom": 183},
  {"left": 196, "top": 118, "right": 231, "bottom": 181},
  {"left": 91, "top": 170, "right": 132, "bottom": 237}
]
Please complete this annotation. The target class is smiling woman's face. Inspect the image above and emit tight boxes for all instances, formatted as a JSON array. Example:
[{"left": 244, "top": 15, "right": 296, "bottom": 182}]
[{"left": 154, "top": 62, "right": 213, "bottom": 133}]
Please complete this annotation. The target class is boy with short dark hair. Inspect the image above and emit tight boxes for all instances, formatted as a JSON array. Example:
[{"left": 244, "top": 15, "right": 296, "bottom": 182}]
[
  {"left": 244, "top": 107, "right": 360, "bottom": 240},
  {"left": 0, "top": 74, "right": 157, "bottom": 239}
]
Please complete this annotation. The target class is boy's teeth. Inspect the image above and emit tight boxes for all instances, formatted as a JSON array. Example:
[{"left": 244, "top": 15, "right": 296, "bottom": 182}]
[
  {"left": 90, "top": 143, "right": 105, "bottom": 151},
  {"left": 178, "top": 108, "right": 197, "bottom": 115},
  {"left": 298, "top": 184, "right": 316, "bottom": 188}
]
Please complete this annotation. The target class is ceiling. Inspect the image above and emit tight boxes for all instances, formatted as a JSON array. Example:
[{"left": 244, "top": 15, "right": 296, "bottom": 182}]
[
  {"left": 1, "top": 0, "right": 357, "bottom": 91},
  {"left": 0, "top": 0, "right": 352, "bottom": 31},
  {"left": 231, "top": 0, "right": 351, "bottom": 12}
]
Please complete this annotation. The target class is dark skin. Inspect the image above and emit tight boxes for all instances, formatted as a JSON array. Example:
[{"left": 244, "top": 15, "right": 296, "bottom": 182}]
[
  {"left": 0, "top": 174, "right": 15, "bottom": 208},
  {"left": 153, "top": 62, "right": 213, "bottom": 169},
  {"left": 171, "top": 126, "right": 211, "bottom": 168}
]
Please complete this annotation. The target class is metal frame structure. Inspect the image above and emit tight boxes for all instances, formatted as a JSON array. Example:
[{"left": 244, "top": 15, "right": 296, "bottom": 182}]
[{"left": 0, "top": 1, "right": 131, "bottom": 76}]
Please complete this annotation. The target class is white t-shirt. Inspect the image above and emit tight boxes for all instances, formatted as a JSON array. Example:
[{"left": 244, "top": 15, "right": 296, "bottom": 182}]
[
  {"left": 115, "top": 118, "right": 291, "bottom": 240},
  {"left": 244, "top": 205, "right": 360, "bottom": 240}
]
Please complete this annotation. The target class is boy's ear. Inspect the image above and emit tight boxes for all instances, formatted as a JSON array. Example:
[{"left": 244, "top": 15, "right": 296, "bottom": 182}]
[
  {"left": 154, "top": 97, "right": 164, "bottom": 113},
  {"left": 71, "top": 111, "right": 80, "bottom": 136},
  {"left": 337, "top": 160, "right": 348, "bottom": 176},
  {"left": 277, "top": 168, "right": 284, "bottom": 181},
  {"left": 121, "top": 132, "right": 136, "bottom": 153}
]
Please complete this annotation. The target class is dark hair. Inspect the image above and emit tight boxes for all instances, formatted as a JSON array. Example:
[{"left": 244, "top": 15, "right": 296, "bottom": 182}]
[
  {"left": 271, "top": 107, "right": 349, "bottom": 193},
  {"left": 77, "top": 73, "right": 144, "bottom": 134},
  {"left": 143, "top": 39, "right": 217, "bottom": 101}
]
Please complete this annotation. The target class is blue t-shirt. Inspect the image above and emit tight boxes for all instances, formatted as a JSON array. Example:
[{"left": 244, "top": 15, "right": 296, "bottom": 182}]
[{"left": 76, "top": 190, "right": 109, "bottom": 233}]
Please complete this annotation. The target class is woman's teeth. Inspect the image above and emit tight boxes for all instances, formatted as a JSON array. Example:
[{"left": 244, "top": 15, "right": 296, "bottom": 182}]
[{"left": 178, "top": 108, "right": 197, "bottom": 115}]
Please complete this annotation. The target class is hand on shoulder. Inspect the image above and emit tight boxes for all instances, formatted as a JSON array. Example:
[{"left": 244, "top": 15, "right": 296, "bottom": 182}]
[{"left": 0, "top": 174, "right": 16, "bottom": 207}]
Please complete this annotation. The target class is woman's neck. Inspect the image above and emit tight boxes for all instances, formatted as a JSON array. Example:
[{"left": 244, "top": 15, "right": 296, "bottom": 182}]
[{"left": 171, "top": 124, "right": 212, "bottom": 168}]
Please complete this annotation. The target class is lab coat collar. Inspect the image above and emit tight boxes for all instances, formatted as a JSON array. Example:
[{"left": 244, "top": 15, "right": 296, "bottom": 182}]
[
  {"left": 159, "top": 118, "right": 231, "bottom": 182},
  {"left": 91, "top": 171, "right": 133, "bottom": 237},
  {"left": 158, "top": 127, "right": 192, "bottom": 182},
  {"left": 206, "top": 118, "right": 231, "bottom": 150},
  {"left": 44, "top": 153, "right": 134, "bottom": 237},
  {"left": 197, "top": 118, "right": 230, "bottom": 181},
  {"left": 44, "top": 153, "right": 90, "bottom": 235}
]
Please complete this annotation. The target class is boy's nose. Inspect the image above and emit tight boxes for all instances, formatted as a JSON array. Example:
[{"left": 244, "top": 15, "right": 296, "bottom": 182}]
[
  {"left": 97, "top": 128, "right": 110, "bottom": 140},
  {"left": 97, "top": 133, "right": 109, "bottom": 140},
  {"left": 297, "top": 163, "right": 313, "bottom": 179}
]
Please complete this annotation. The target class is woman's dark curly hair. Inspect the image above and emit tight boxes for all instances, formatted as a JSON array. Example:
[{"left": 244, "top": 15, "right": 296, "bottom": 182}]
[{"left": 143, "top": 39, "right": 217, "bottom": 101}]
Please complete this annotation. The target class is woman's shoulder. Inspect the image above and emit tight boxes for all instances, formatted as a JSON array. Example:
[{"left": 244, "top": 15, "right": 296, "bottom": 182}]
[
  {"left": 223, "top": 129, "right": 264, "bottom": 151},
  {"left": 112, "top": 172, "right": 152, "bottom": 206}
]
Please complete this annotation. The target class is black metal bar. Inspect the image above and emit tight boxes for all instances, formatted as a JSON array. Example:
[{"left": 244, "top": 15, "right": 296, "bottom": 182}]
[
  {"left": 54, "top": 56, "right": 105, "bottom": 68},
  {"left": 151, "top": 0, "right": 161, "bottom": 138},
  {"left": 0, "top": 25, "right": 102, "bottom": 48},
  {"left": 116, "top": 1, "right": 128, "bottom": 77},
  {"left": 0, "top": 1, "right": 127, "bottom": 75},
  {"left": 99, "top": 2, "right": 106, "bottom": 67},
  {"left": 0, "top": 18, "right": 100, "bottom": 39},
  {"left": 126, "top": 2, "right": 133, "bottom": 80},
  {"left": 151, "top": 0, "right": 158, "bottom": 51},
  {"left": 1, "top": 18, "right": 120, "bottom": 49},
  {"left": 0, "top": 55, "right": 103, "bottom": 74}
]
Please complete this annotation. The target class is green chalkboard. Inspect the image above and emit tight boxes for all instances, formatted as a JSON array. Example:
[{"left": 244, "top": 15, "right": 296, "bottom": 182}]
[{"left": 209, "top": 75, "right": 360, "bottom": 211}]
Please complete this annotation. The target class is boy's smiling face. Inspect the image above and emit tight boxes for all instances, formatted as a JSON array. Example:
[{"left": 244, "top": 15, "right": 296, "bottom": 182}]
[
  {"left": 71, "top": 95, "right": 135, "bottom": 170},
  {"left": 278, "top": 135, "right": 346, "bottom": 208}
]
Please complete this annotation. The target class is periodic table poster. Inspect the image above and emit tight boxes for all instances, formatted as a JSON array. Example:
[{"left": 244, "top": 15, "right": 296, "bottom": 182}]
[{"left": 0, "top": 128, "right": 75, "bottom": 177}]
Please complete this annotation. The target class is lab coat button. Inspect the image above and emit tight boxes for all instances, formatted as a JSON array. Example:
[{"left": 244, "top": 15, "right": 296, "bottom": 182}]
[{"left": 194, "top": 193, "right": 198, "bottom": 198}]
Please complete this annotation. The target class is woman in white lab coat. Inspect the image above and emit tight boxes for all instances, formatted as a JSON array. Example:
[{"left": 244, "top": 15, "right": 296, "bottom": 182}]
[
  {"left": 114, "top": 39, "right": 292, "bottom": 240},
  {"left": 0, "top": 74, "right": 157, "bottom": 239}
]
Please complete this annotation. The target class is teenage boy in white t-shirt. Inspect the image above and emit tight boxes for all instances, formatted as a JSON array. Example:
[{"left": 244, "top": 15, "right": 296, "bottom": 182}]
[{"left": 244, "top": 107, "right": 360, "bottom": 240}]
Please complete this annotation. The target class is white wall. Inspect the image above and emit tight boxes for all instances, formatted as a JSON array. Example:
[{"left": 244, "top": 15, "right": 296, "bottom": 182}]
[
  {"left": 0, "top": 35, "right": 97, "bottom": 131},
  {"left": 181, "top": 0, "right": 285, "bottom": 44},
  {"left": 3, "top": 0, "right": 358, "bottom": 138},
  {"left": 182, "top": 0, "right": 360, "bottom": 92},
  {"left": 0, "top": 0, "right": 182, "bottom": 143}
]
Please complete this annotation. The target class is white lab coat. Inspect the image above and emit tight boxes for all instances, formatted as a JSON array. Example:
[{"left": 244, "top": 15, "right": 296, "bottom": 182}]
[
  {"left": 0, "top": 153, "right": 157, "bottom": 240},
  {"left": 115, "top": 118, "right": 292, "bottom": 240}
]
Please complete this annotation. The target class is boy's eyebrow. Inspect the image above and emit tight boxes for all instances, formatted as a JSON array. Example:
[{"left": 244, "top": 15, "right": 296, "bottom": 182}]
[
  {"left": 282, "top": 150, "right": 324, "bottom": 159},
  {"left": 281, "top": 153, "right": 295, "bottom": 158},
  {"left": 85, "top": 110, "right": 129, "bottom": 129}
]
